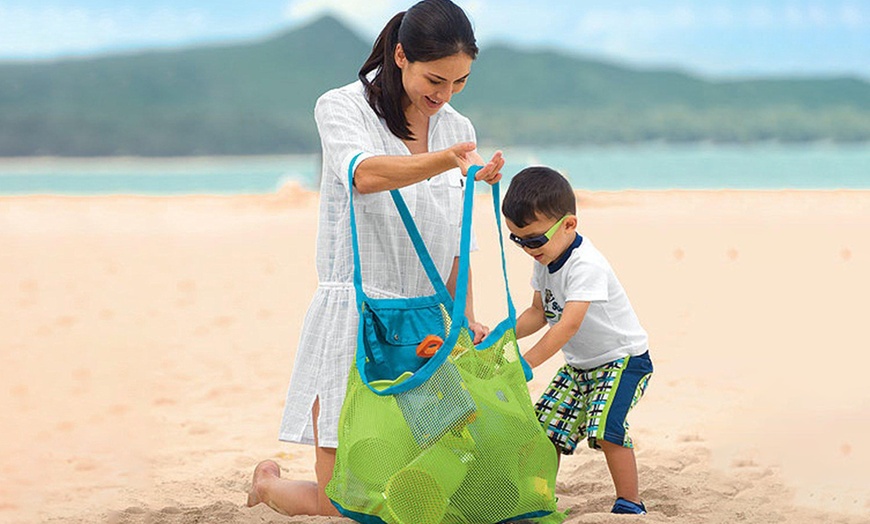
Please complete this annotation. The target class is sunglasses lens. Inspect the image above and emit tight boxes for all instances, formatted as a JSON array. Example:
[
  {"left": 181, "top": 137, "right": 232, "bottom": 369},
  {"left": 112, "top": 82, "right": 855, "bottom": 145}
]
[{"left": 510, "top": 233, "right": 548, "bottom": 249}]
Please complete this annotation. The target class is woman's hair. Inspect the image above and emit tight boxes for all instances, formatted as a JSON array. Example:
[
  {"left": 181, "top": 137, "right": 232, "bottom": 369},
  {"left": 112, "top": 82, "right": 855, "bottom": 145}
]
[
  {"left": 502, "top": 166, "right": 576, "bottom": 228},
  {"left": 359, "top": 0, "right": 478, "bottom": 141}
]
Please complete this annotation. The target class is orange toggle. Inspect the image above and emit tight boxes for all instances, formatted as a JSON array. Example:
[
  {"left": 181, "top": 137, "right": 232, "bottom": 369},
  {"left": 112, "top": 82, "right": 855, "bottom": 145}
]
[{"left": 416, "top": 335, "right": 444, "bottom": 358}]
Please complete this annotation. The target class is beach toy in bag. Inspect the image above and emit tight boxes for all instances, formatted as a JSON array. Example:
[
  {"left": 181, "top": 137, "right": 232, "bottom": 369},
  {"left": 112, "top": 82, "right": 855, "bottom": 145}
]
[{"left": 325, "top": 155, "right": 564, "bottom": 524}]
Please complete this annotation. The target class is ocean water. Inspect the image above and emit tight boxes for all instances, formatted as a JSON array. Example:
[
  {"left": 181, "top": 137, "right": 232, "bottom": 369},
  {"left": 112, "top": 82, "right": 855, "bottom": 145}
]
[
  {"left": 0, "top": 144, "right": 868, "bottom": 195},
  {"left": 0, "top": 155, "right": 314, "bottom": 196}
]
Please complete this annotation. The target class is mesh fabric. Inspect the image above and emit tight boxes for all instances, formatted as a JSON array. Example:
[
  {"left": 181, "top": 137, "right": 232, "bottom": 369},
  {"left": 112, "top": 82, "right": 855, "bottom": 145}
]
[{"left": 327, "top": 325, "right": 560, "bottom": 523}]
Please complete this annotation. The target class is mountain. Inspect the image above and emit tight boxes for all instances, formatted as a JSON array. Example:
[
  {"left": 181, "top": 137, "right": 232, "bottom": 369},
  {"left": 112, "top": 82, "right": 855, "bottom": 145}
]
[
  {"left": 0, "top": 15, "right": 868, "bottom": 156},
  {"left": 457, "top": 45, "right": 870, "bottom": 144},
  {"left": 0, "top": 16, "right": 369, "bottom": 156}
]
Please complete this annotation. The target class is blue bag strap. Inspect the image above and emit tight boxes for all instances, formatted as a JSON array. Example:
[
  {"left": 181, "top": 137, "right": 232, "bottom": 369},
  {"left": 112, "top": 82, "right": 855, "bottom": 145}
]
[
  {"left": 389, "top": 191, "right": 452, "bottom": 301},
  {"left": 347, "top": 153, "right": 367, "bottom": 308},
  {"left": 490, "top": 181, "right": 517, "bottom": 323},
  {"left": 349, "top": 161, "right": 533, "bottom": 394},
  {"left": 347, "top": 158, "right": 528, "bottom": 392},
  {"left": 354, "top": 164, "right": 478, "bottom": 396},
  {"left": 375, "top": 164, "right": 477, "bottom": 395},
  {"left": 450, "top": 165, "right": 476, "bottom": 331},
  {"left": 347, "top": 153, "right": 452, "bottom": 306},
  {"left": 490, "top": 180, "right": 533, "bottom": 379}
]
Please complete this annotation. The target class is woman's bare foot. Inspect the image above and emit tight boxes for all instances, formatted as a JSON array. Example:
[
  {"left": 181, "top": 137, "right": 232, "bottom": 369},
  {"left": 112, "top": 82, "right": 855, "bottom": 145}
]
[{"left": 247, "top": 460, "right": 281, "bottom": 508}]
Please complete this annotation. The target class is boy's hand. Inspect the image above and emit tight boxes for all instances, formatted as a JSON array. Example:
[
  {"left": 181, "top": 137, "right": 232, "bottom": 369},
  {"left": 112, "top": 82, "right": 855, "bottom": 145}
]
[{"left": 468, "top": 321, "right": 490, "bottom": 345}]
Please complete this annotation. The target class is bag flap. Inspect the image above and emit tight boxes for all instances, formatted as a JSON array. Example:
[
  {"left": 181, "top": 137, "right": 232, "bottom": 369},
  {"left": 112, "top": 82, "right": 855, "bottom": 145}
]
[{"left": 366, "top": 302, "right": 447, "bottom": 346}]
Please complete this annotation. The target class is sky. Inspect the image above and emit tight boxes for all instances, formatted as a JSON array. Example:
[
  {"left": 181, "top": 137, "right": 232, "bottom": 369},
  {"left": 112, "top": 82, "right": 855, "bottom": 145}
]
[{"left": 0, "top": 0, "right": 868, "bottom": 79}]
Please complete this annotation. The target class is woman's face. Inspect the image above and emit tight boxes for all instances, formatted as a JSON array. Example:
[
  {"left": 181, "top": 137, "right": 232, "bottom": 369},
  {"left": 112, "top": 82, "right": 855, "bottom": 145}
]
[{"left": 395, "top": 44, "right": 473, "bottom": 119}]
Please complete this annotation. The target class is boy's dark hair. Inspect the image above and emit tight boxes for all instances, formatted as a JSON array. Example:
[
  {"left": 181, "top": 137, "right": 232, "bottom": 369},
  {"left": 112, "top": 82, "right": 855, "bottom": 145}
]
[
  {"left": 502, "top": 166, "right": 576, "bottom": 228},
  {"left": 359, "top": 0, "right": 478, "bottom": 141}
]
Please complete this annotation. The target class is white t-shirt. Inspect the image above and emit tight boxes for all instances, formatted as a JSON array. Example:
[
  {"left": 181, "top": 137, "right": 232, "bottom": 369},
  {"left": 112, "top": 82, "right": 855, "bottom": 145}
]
[{"left": 531, "top": 235, "right": 648, "bottom": 370}]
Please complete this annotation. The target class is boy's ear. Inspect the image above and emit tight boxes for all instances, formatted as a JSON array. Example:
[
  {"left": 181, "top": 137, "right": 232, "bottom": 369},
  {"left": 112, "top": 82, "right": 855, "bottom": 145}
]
[{"left": 565, "top": 215, "right": 579, "bottom": 231}]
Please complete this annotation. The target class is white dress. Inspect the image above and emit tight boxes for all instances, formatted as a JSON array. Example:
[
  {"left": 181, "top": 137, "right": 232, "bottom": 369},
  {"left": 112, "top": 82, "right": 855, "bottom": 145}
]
[{"left": 279, "top": 80, "right": 477, "bottom": 447}]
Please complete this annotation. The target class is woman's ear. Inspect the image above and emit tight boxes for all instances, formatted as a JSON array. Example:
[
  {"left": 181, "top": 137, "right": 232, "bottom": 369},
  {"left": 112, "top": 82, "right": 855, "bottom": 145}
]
[{"left": 394, "top": 43, "right": 407, "bottom": 69}]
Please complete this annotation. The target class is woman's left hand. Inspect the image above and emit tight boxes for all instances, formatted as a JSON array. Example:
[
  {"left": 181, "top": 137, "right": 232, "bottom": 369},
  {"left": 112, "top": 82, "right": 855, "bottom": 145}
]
[
  {"left": 462, "top": 150, "right": 504, "bottom": 186},
  {"left": 468, "top": 321, "right": 491, "bottom": 345}
]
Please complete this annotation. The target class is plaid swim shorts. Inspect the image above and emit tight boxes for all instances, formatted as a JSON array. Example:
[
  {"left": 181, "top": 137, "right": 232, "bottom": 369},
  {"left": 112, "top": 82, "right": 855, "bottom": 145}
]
[{"left": 534, "top": 351, "right": 653, "bottom": 454}]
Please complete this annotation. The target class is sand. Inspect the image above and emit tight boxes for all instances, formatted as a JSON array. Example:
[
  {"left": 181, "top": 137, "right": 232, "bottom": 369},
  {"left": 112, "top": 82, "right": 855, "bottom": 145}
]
[{"left": 1, "top": 184, "right": 868, "bottom": 523}]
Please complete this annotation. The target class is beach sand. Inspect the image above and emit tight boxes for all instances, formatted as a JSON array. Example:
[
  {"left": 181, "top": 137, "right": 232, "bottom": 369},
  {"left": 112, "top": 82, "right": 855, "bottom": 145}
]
[{"left": 1, "top": 184, "right": 868, "bottom": 523}]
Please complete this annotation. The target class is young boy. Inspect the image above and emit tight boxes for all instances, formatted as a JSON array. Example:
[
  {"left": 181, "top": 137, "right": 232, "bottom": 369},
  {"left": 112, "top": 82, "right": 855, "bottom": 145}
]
[{"left": 502, "top": 166, "right": 654, "bottom": 515}]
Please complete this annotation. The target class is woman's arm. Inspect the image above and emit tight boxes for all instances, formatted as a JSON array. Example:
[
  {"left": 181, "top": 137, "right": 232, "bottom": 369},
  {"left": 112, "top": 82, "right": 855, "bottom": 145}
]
[
  {"left": 354, "top": 145, "right": 504, "bottom": 194},
  {"left": 314, "top": 90, "right": 502, "bottom": 192}
]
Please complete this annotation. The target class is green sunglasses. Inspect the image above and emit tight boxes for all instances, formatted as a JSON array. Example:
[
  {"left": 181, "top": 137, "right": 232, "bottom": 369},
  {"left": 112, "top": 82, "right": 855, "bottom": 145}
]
[{"left": 509, "top": 214, "right": 572, "bottom": 249}]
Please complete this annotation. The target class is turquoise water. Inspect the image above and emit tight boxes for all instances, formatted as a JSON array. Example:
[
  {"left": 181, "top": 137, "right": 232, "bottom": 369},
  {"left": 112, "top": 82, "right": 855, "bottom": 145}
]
[
  {"left": 502, "top": 144, "right": 870, "bottom": 190},
  {"left": 0, "top": 144, "right": 868, "bottom": 195},
  {"left": 0, "top": 155, "right": 315, "bottom": 195}
]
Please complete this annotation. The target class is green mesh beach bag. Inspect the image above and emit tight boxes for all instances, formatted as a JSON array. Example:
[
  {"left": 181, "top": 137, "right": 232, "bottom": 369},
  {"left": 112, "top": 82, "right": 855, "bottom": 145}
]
[{"left": 326, "top": 156, "right": 563, "bottom": 524}]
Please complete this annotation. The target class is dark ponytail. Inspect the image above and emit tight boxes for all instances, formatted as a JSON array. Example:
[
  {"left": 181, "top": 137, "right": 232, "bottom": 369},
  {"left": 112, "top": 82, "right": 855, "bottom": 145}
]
[
  {"left": 359, "top": 0, "right": 478, "bottom": 141},
  {"left": 359, "top": 12, "right": 407, "bottom": 140}
]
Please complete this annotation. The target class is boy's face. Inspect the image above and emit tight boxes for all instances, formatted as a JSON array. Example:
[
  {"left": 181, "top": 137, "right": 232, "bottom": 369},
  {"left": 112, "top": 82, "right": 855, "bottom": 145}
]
[{"left": 505, "top": 212, "right": 578, "bottom": 266}]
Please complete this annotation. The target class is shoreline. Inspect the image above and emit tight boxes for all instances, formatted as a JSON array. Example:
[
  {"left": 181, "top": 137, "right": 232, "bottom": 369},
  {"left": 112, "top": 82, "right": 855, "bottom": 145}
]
[
  {"left": 0, "top": 140, "right": 869, "bottom": 164},
  {"left": 2, "top": 185, "right": 869, "bottom": 202},
  {"left": 0, "top": 153, "right": 318, "bottom": 166}
]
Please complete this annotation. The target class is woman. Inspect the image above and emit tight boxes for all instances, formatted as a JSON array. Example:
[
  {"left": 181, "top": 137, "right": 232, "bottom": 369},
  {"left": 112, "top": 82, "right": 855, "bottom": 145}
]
[{"left": 248, "top": 0, "right": 503, "bottom": 515}]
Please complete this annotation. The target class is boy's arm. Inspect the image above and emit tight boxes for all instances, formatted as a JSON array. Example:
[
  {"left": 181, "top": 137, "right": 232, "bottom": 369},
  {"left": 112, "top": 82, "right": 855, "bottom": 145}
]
[
  {"left": 516, "top": 291, "right": 546, "bottom": 339},
  {"left": 522, "top": 301, "right": 590, "bottom": 369},
  {"left": 465, "top": 266, "right": 491, "bottom": 344}
]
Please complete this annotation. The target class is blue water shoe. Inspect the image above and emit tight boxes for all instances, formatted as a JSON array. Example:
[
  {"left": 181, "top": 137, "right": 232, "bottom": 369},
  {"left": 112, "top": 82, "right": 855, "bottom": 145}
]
[{"left": 611, "top": 497, "right": 647, "bottom": 514}]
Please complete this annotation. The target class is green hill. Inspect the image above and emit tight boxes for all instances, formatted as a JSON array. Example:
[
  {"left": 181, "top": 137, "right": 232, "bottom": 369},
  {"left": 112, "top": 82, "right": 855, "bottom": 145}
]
[
  {"left": 1, "top": 15, "right": 868, "bottom": 156},
  {"left": 457, "top": 45, "right": 870, "bottom": 144}
]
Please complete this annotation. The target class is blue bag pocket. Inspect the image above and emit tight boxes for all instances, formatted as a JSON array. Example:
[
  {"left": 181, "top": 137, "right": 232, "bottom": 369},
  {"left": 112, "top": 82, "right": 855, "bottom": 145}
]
[{"left": 361, "top": 298, "right": 447, "bottom": 382}]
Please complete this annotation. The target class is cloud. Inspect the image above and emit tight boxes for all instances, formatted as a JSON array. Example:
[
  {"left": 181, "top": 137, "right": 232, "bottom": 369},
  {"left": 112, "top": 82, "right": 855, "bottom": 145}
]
[
  {"left": 568, "top": 3, "right": 869, "bottom": 64},
  {"left": 575, "top": 3, "right": 869, "bottom": 37},
  {"left": 577, "top": 7, "right": 698, "bottom": 36},
  {"left": 1, "top": 1, "right": 866, "bottom": 76},
  {"left": 841, "top": 5, "right": 868, "bottom": 28},
  {"left": 0, "top": 5, "right": 210, "bottom": 58}
]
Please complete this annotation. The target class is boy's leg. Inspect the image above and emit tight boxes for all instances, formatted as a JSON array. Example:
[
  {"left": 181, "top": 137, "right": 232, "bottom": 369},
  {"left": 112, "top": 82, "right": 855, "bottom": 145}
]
[
  {"left": 248, "top": 398, "right": 340, "bottom": 516},
  {"left": 534, "top": 365, "right": 588, "bottom": 461},
  {"left": 599, "top": 440, "right": 639, "bottom": 503},
  {"left": 586, "top": 352, "right": 652, "bottom": 509}
]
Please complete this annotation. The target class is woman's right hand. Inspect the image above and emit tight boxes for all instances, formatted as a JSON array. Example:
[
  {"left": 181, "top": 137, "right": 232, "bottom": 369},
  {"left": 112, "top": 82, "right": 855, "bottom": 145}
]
[{"left": 448, "top": 142, "right": 504, "bottom": 186}]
